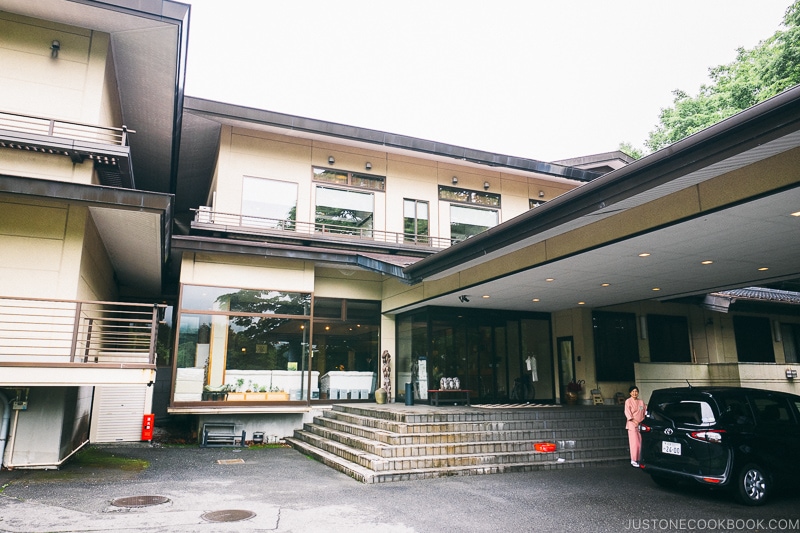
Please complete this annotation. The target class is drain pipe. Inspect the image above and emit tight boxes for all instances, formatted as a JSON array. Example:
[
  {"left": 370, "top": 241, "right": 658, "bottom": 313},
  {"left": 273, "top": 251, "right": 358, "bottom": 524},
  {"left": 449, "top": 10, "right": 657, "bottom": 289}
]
[{"left": 0, "top": 390, "right": 9, "bottom": 469}]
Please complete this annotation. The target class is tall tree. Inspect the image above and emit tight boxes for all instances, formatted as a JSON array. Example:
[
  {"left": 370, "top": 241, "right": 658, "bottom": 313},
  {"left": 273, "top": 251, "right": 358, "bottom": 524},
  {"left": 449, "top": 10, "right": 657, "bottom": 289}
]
[{"left": 646, "top": 1, "right": 800, "bottom": 152}]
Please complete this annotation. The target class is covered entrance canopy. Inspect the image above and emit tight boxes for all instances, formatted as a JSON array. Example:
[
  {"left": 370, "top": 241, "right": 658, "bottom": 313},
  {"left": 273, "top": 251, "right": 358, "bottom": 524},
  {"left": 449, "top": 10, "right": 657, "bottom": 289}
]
[{"left": 396, "top": 85, "right": 800, "bottom": 314}]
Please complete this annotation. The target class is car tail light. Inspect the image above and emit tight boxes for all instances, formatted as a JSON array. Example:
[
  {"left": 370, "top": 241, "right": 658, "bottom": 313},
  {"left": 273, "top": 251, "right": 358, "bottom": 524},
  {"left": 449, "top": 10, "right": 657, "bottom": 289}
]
[
  {"left": 690, "top": 430, "right": 725, "bottom": 443},
  {"left": 639, "top": 424, "right": 651, "bottom": 432}
]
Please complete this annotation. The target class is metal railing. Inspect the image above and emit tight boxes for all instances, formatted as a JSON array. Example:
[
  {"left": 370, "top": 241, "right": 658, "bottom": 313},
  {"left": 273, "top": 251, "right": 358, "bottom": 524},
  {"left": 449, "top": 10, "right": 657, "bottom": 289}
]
[
  {"left": 0, "top": 297, "right": 165, "bottom": 365},
  {"left": 191, "top": 208, "right": 458, "bottom": 249},
  {"left": 0, "top": 110, "right": 134, "bottom": 146}
]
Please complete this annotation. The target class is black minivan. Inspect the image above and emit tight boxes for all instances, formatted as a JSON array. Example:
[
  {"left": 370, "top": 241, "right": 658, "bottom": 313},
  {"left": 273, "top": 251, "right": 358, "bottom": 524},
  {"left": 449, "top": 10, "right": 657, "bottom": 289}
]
[{"left": 639, "top": 387, "right": 800, "bottom": 505}]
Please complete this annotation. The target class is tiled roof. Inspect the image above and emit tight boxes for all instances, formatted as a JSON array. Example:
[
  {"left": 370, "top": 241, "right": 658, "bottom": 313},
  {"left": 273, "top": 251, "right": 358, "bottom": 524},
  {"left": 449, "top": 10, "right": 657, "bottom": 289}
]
[{"left": 711, "top": 287, "right": 800, "bottom": 305}]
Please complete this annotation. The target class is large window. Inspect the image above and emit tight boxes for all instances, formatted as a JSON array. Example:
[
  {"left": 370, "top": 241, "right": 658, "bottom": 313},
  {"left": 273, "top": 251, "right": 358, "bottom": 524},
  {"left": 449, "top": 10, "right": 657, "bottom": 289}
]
[
  {"left": 315, "top": 186, "right": 374, "bottom": 236},
  {"left": 242, "top": 177, "right": 297, "bottom": 228},
  {"left": 175, "top": 286, "right": 312, "bottom": 402},
  {"left": 450, "top": 204, "right": 498, "bottom": 241},
  {"left": 733, "top": 315, "right": 774, "bottom": 362},
  {"left": 403, "top": 199, "right": 429, "bottom": 243},
  {"left": 593, "top": 311, "right": 639, "bottom": 381},
  {"left": 438, "top": 186, "right": 500, "bottom": 207},
  {"left": 647, "top": 314, "right": 692, "bottom": 362}
]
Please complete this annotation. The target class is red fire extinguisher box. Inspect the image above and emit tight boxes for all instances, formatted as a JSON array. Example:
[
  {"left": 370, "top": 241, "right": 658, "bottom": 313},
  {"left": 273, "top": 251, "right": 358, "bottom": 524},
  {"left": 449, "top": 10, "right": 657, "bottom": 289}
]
[{"left": 141, "top": 414, "right": 154, "bottom": 441}]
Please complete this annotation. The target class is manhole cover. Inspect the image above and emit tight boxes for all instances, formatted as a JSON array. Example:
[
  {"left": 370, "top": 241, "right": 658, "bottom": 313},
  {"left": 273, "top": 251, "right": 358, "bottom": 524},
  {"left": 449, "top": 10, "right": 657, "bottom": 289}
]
[
  {"left": 111, "top": 495, "right": 170, "bottom": 508},
  {"left": 201, "top": 509, "right": 256, "bottom": 523}
]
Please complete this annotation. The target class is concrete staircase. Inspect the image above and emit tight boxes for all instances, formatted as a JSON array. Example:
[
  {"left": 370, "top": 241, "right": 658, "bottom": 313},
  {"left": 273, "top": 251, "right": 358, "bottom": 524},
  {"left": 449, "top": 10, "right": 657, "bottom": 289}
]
[{"left": 285, "top": 404, "right": 629, "bottom": 483}]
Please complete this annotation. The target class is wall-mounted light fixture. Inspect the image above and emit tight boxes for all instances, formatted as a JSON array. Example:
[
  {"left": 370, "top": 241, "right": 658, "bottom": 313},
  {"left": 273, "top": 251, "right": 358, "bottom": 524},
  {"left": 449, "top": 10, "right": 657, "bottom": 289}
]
[
  {"left": 365, "top": 162, "right": 372, "bottom": 170},
  {"left": 452, "top": 176, "right": 458, "bottom": 185},
  {"left": 538, "top": 190, "right": 545, "bottom": 198},
  {"left": 328, "top": 156, "right": 335, "bottom": 165},
  {"left": 51, "top": 40, "right": 60, "bottom": 58},
  {"left": 483, "top": 181, "right": 490, "bottom": 190},
  {"left": 458, "top": 295, "right": 470, "bottom": 303},
  {"left": 786, "top": 368, "right": 797, "bottom": 379}
]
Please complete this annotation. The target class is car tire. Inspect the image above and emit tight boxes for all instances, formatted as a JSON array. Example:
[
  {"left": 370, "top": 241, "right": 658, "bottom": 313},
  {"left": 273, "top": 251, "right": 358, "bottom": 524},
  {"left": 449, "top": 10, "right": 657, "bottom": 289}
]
[{"left": 736, "top": 463, "right": 769, "bottom": 506}]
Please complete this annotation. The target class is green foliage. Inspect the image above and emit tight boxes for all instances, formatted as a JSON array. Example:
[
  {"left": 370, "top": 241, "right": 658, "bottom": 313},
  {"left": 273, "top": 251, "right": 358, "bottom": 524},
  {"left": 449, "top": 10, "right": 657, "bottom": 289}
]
[
  {"left": 618, "top": 142, "right": 644, "bottom": 160},
  {"left": 646, "top": 1, "right": 800, "bottom": 152}
]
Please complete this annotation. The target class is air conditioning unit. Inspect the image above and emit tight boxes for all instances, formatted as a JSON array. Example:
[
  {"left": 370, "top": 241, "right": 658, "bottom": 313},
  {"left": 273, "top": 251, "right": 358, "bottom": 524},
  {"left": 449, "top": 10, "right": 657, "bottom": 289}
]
[{"left": 197, "top": 205, "right": 212, "bottom": 223}]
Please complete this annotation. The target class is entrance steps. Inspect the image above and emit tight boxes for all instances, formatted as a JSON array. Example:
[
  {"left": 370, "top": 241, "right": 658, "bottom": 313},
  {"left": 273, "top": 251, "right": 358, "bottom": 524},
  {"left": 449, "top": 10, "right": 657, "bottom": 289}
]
[{"left": 285, "top": 403, "right": 629, "bottom": 483}]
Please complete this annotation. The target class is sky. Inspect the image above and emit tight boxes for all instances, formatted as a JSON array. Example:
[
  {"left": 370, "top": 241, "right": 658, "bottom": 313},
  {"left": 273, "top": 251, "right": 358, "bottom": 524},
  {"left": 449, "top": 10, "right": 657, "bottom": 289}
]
[{"left": 183, "top": 0, "right": 794, "bottom": 162}]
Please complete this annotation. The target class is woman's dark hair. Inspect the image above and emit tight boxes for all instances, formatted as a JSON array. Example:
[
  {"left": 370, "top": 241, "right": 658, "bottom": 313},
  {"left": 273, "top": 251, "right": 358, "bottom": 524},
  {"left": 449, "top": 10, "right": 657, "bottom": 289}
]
[{"left": 629, "top": 385, "right": 639, "bottom": 393}]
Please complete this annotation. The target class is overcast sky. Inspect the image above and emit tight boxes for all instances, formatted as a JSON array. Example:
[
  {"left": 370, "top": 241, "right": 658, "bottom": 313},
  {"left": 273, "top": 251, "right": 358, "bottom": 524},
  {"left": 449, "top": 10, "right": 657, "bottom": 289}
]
[{"left": 183, "top": 0, "right": 793, "bottom": 162}]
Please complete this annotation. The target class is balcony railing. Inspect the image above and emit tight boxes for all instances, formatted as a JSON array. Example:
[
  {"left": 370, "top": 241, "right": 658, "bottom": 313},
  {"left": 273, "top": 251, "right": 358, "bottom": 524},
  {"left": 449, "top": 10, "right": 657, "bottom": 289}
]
[
  {"left": 0, "top": 110, "right": 134, "bottom": 146},
  {"left": 191, "top": 208, "right": 458, "bottom": 249},
  {"left": 0, "top": 297, "right": 166, "bottom": 365}
]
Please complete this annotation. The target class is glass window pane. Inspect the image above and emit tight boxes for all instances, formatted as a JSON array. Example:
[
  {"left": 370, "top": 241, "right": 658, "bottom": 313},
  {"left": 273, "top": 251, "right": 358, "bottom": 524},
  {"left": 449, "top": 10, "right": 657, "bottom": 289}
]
[
  {"left": 181, "top": 286, "right": 310, "bottom": 314},
  {"left": 313, "top": 168, "right": 348, "bottom": 185},
  {"left": 450, "top": 205, "right": 498, "bottom": 240},
  {"left": 242, "top": 177, "right": 298, "bottom": 227},
  {"left": 315, "top": 186, "right": 374, "bottom": 233}
]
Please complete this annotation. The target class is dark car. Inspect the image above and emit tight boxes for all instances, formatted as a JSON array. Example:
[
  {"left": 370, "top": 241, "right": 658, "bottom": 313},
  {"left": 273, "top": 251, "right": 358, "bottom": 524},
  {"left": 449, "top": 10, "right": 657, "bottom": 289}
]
[{"left": 639, "top": 386, "right": 800, "bottom": 505}]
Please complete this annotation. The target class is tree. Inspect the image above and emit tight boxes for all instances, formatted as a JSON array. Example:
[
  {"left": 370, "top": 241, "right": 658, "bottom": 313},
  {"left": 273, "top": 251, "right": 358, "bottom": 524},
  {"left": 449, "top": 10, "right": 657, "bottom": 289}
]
[
  {"left": 646, "top": 1, "right": 800, "bottom": 152},
  {"left": 618, "top": 142, "right": 644, "bottom": 160}
]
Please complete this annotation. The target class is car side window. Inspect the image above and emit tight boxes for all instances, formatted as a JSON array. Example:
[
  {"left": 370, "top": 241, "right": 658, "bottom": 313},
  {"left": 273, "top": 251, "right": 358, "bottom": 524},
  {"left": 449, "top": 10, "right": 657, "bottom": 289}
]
[
  {"left": 718, "top": 396, "right": 755, "bottom": 426},
  {"left": 652, "top": 400, "right": 715, "bottom": 426},
  {"left": 750, "top": 396, "right": 794, "bottom": 425}
]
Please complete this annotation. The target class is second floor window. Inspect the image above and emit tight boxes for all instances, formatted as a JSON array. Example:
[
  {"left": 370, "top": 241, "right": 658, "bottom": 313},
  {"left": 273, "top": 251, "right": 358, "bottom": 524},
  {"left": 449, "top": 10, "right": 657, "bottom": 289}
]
[
  {"left": 315, "top": 186, "right": 374, "bottom": 236},
  {"left": 450, "top": 204, "right": 498, "bottom": 242},
  {"left": 313, "top": 167, "right": 385, "bottom": 191},
  {"left": 403, "top": 199, "right": 429, "bottom": 243},
  {"left": 242, "top": 177, "right": 297, "bottom": 228}
]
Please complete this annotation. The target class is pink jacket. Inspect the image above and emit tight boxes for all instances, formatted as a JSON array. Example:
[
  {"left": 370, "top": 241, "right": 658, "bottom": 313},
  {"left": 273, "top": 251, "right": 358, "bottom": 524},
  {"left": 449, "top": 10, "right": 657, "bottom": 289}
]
[{"left": 625, "top": 397, "right": 645, "bottom": 431}]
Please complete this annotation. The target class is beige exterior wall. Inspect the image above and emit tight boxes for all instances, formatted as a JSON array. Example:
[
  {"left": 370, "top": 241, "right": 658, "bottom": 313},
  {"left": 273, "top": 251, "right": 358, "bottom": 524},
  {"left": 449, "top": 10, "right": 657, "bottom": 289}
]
[
  {"left": 0, "top": 196, "right": 90, "bottom": 299},
  {"left": 0, "top": 11, "right": 118, "bottom": 125},
  {"left": 179, "top": 252, "right": 315, "bottom": 293},
  {"left": 208, "top": 125, "right": 580, "bottom": 244},
  {"left": 78, "top": 213, "right": 116, "bottom": 301}
]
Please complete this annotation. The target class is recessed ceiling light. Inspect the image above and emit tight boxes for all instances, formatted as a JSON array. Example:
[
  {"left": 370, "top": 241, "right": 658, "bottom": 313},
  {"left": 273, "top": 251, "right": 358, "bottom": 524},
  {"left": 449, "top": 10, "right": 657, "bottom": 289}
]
[
  {"left": 701, "top": 260, "right": 714, "bottom": 265},
  {"left": 482, "top": 295, "right": 490, "bottom": 299},
  {"left": 545, "top": 278, "right": 555, "bottom": 282},
  {"left": 758, "top": 267, "right": 769, "bottom": 271},
  {"left": 601, "top": 283, "right": 610, "bottom": 287},
  {"left": 791, "top": 211, "right": 800, "bottom": 217},
  {"left": 578, "top": 301, "right": 586, "bottom": 305},
  {"left": 638, "top": 253, "right": 651, "bottom": 257},
  {"left": 652, "top": 287, "right": 661, "bottom": 291},
  {"left": 532, "top": 298, "right": 540, "bottom": 302}
]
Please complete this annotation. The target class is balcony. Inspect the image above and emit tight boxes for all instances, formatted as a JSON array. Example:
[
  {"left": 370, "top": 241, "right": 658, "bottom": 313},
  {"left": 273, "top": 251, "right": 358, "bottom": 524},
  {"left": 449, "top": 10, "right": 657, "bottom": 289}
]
[
  {"left": 0, "top": 297, "right": 166, "bottom": 387},
  {"left": 191, "top": 208, "right": 457, "bottom": 250},
  {"left": 0, "top": 110, "right": 135, "bottom": 188}
]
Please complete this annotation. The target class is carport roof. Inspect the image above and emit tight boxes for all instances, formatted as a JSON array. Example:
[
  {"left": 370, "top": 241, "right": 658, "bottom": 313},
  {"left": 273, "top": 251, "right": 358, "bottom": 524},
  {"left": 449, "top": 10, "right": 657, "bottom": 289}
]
[{"left": 396, "top": 85, "right": 800, "bottom": 314}]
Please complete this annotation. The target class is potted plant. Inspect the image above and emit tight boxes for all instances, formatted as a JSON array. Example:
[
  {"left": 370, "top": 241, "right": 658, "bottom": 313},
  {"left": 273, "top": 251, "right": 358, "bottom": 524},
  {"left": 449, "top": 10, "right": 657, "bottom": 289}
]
[
  {"left": 565, "top": 379, "right": 584, "bottom": 405},
  {"left": 266, "top": 385, "right": 289, "bottom": 401},
  {"left": 227, "top": 379, "right": 247, "bottom": 401}
]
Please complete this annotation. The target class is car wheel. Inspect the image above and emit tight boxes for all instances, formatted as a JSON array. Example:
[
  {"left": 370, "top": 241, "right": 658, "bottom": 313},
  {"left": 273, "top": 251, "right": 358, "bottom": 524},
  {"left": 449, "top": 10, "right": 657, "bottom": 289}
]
[{"left": 736, "top": 463, "right": 769, "bottom": 506}]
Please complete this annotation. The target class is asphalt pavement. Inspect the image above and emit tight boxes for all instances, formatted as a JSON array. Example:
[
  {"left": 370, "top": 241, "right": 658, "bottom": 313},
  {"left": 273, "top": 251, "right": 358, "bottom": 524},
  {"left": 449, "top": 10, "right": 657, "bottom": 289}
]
[{"left": 1, "top": 442, "right": 799, "bottom": 533}]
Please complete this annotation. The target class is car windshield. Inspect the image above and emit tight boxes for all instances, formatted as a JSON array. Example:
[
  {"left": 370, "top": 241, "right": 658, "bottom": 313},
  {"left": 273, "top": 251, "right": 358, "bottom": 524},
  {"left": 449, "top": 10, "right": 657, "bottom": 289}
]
[{"left": 649, "top": 399, "right": 716, "bottom": 426}]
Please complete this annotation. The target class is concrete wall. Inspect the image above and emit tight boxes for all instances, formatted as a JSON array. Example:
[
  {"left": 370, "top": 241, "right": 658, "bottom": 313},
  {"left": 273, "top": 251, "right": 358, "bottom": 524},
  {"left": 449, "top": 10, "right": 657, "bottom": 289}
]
[{"left": 197, "top": 409, "right": 325, "bottom": 442}]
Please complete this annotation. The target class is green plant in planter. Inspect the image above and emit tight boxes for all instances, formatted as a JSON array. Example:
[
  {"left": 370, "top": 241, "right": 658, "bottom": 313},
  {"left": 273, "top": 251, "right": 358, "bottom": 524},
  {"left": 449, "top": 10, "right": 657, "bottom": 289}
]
[
  {"left": 236, "top": 378, "right": 245, "bottom": 392},
  {"left": 258, "top": 386, "right": 267, "bottom": 392}
]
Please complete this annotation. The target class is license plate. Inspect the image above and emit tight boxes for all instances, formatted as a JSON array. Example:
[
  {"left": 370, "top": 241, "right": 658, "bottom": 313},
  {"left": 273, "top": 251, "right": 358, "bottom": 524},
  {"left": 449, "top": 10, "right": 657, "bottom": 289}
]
[{"left": 662, "top": 441, "right": 681, "bottom": 455}]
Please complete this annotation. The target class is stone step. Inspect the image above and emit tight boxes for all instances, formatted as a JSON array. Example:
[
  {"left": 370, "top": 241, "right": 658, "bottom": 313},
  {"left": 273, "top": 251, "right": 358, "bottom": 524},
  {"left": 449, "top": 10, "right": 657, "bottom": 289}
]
[
  {"left": 333, "top": 404, "right": 624, "bottom": 424},
  {"left": 291, "top": 429, "right": 628, "bottom": 471},
  {"left": 314, "top": 415, "right": 626, "bottom": 445},
  {"left": 286, "top": 434, "right": 629, "bottom": 483}
]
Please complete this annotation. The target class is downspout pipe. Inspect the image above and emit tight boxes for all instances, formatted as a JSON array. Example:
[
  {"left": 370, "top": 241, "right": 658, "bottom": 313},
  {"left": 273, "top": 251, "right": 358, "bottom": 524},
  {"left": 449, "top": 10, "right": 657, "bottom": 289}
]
[{"left": 0, "top": 390, "right": 10, "bottom": 468}]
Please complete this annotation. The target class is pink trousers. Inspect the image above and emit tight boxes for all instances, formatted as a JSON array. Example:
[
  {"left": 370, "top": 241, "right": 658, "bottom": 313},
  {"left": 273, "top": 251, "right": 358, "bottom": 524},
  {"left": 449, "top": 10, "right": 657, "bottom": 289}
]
[{"left": 628, "top": 429, "right": 641, "bottom": 461}]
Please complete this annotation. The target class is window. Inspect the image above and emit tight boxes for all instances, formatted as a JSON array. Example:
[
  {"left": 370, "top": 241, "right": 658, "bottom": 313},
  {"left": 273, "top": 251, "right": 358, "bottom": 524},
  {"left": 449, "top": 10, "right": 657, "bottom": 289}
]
[
  {"left": 647, "top": 315, "right": 691, "bottom": 362},
  {"left": 313, "top": 167, "right": 384, "bottom": 191},
  {"left": 438, "top": 186, "right": 500, "bottom": 207},
  {"left": 450, "top": 204, "right": 498, "bottom": 241},
  {"left": 403, "top": 199, "right": 429, "bottom": 243},
  {"left": 315, "top": 186, "right": 374, "bottom": 236},
  {"left": 733, "top": 316, "right": 774, "bottom": 362},
  {"left": 593, "top": 311, "right": 639, "bottom": 381},
  {"left": 242, "top": 177, "right": 297, "bottom": 228},
  {"left": 529, "top": 200, "right": 545, "bottom": 209}
]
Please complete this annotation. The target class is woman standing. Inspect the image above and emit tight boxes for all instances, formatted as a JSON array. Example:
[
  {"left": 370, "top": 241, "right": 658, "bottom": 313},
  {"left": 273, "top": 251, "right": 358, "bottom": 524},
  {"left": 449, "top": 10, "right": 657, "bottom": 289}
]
[{"left": 625, "top": 385, "right": 646, "bottom": 467}]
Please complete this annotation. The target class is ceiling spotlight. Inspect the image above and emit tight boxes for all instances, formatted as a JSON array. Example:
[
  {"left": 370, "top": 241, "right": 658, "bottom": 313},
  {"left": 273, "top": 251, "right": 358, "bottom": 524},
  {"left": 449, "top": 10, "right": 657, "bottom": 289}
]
[
  {"left": 452, "top": 176, "right": 458, "bottom": 184},
  {"left": 484, "top": 181, "right": 490, "bottom": 190},
  {"left": 365, "top": 162, "right": 372, "bottom": 170},
  {"left": 328, "top": 156, "right": 335, "bottom": 165},
  {"left": 51, "top": 39, "right": 60, "bottom": 58},
  {"left": 458, "top": 295, "right": 470, "bottom": 303},
  {"left": 538, "top": 190, "right": 545, "bottom": 198}
]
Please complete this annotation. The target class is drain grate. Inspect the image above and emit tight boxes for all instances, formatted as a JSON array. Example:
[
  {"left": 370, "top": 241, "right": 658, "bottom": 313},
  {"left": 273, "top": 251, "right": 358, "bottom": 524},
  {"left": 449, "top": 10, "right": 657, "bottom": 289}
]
[
  {"left": 202, "top": 509, "right": 256, "bottom": 523},
  {"left": 111, "top": 495, "right": 170, "bottom": 508}
]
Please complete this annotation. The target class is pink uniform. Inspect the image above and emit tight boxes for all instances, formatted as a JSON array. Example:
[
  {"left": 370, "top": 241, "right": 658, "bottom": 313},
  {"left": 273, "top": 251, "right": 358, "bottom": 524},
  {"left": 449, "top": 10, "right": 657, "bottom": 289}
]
[{"left": 625, "top": 397, "right": 646, "bottom": 462}]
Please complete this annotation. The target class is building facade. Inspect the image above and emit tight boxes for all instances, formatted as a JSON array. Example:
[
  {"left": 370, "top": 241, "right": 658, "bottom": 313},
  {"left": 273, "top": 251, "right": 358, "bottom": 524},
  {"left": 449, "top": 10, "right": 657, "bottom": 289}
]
[{"left": 1, "top": 1, "right": 799, "bottom": 467}]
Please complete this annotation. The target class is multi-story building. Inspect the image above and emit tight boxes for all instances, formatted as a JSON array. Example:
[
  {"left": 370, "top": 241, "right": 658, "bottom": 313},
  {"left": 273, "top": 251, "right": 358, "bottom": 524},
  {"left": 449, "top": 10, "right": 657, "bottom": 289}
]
[{"left": 1, "top": 0, "right": 799, "bottom": 467}]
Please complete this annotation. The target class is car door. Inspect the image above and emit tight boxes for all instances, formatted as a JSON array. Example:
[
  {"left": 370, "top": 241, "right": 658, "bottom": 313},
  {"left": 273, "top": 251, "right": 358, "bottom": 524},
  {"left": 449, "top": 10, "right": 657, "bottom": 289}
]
[{"left": 746, "top": 391, "right": 800, "bottom": 482}]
